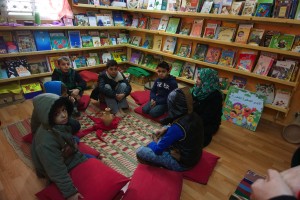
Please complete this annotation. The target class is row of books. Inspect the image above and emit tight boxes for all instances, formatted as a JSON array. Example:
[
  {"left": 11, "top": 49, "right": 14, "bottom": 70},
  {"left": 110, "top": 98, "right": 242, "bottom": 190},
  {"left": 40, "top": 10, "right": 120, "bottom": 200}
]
[
  {"left": 81, "top": 0, "right": 300, "bottom": 20},
  {"left": 0, "top": 30, "right": 129, "bottom": 54},
  {"left": 0, "top": 49, "right": 127, "bottom": 79},
  {"left": 129, "top": 46, "right": 299, "bottom": 82}
]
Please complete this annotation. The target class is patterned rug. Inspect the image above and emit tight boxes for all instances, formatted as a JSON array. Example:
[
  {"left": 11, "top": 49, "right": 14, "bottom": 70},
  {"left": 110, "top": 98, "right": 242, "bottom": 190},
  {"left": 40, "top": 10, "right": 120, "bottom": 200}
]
[{"left": 1, "top": 101, "right": 161, "bottom": 177}]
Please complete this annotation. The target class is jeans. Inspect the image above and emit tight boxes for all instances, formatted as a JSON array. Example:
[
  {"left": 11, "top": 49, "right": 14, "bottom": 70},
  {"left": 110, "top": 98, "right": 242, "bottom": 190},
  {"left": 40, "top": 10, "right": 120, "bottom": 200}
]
[
  {"left": 104, "top": 83, "right": 129, "bottom": 114},
  {"left": 142, "top": 101, "right": 168, "bottom": 118}
]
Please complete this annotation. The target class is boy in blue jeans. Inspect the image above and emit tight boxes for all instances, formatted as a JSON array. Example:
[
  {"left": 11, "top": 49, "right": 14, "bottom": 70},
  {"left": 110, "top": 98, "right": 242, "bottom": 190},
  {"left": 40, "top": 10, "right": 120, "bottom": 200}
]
[{"left": 142, "top": 61, "right": 178, "bottom": 118}]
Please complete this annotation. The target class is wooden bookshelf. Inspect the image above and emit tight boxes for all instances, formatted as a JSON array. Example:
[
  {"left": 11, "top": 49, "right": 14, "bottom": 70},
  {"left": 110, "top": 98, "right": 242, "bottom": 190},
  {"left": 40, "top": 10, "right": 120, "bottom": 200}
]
[{"left": 0, "top": 26, "right": 125, "bottom": 31}]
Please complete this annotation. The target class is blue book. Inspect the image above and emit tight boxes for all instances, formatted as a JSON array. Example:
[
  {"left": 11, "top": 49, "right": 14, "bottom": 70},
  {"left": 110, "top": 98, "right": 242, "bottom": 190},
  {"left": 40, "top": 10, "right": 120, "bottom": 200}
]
[
  {"left": 113, "top": 11, "right": 124, "bottom": 26},
  {"left": 33, "top": 31, "right": 51, "bottom": 51},
  {"left": 68, "top": 31, "right": 82, "bottom": 48},
  {"left": 255, "top": 3, "right": 273, "bottom": 17},
  {"left": 0, "top": 36, "right": 7, "bottom": 54}
]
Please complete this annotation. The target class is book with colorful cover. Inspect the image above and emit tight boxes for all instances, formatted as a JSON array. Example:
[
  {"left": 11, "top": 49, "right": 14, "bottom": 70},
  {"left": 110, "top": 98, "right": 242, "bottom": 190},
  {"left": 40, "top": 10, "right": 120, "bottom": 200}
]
[
  {"left": 294, "top": 1, "right": 300, "bottom": 19},
  {"left": 193, "top": 43, "right": 208, "bottom": 61},
  {"left": 0, "top": 36, "right": 7, "bottom": 54},
  {"left": 235, "top": 24, "right": 253, "bottom": 44},
  {"left": 138, "top": 17, "right": 148, "bottom": 29},
  {"left": 186, "top": 0, "right": 200, "bottom": 12},
  {"left": 127, "top": 0, "right": 139, "bottom": 8},
  {"left": 180, "top": 62, "right": 196, "bottom": 80},
  {"left": 203, "top": 26, "right": 217, "bottom": 39},
  {"left": 200, "top": 1, "right": 213, "bottom": 13},
  {"left": 269, "top": 34, "right": 295, "bottom": 51},
  {"left": 170, "top": 60, "right": 184, "bottom": 77},
  {"left": 157, "top": 15, "right": 169, "bottom": 31},
  {"left": 50, "top": 35, "right": 69, "bottom": 50},
  {"left": 230, "top": 75, "right": 247, "bottom": 88},
  {"left": 254, "top": 3, "right": 273, "bottom": 17},
  {"left": 130, "top": 36, "right": 142, "bottom": 46},
  {"left": 81, "top": 35, "right": 93, "bottom": 47},
  {"left": 248, "top": 29, "right": 265, "bottom": 46},
  {"left": 256, "top": 83, "right": 275, "bottom": 104},
  {"left": 235, "top": 51, "right": 257, "bottom": 72},
  {"left": 149, "top": 18, "right": 161, "bottom": 30},
  {"left": 5, "top": 57, "right": 31, "bottom": 77},
  {"left": 219, "top": 77, "right": 230, "bottom": 90},
  {"left": 242, "top": 0, "right": 257, "bottom": 16},
  {"left": 15, "top": 31, "right": 37, "bottom": 52},
  {"left": 253, "top": 54, "right": 274, "bottom": 75},
  {"left": 222, "top": 87, "right": 264, "bottom": 131},
  {"left": 177, "top": 43, "right": 192, "bottom": 57},
  {"left": 218, "top": 49, "right": 236, "bottom": 67},
  {"left": 33, "top": 31, "right": 52, "bottom": 51},
  {"left": 166, "top": 17, "right": 181, "bottom": 34},
  {"left": 142, "top": 34, "right": 154, "bottom": 49},
  {"left": 179, "top": 22, "right": 192, "bottom": 35},
  {"left": 46, "top": 55, "right": 63, "bottom": 72},
  {"left": 141, "top": 54, "right": 154, "bottom": 66},
  {"left": 74, "top": 15, "right": 89, "bottom": 26},
  {"left": 273, "top": 0, "right": 293, "bottom": 18},
  {"left": 162, "top": 36, "right": 177, "bottom": 54},
  {"left": 21, "top": 82, "right": 43, "bottom": 94},
  {"left": 269, "top": 60, "right": 295, "bottom": 81},
  {"left": 152, "top": 35, "right": 163, "bottom": 51},
  {"left": 101, "top": 52, "right": 112, "bottom": 64},
  {"left": 272, "top": 89, "right": 291, "bottom": 108},
  {"left": 211, "top": 2, "right": 223, "bottom": 13},
  {"left": 204, "top": 47, "right": 222, "bottom": 64},
  {"left": 92, "top": 37, "right": 101, "bottom": 47},
  {"left": 190, "top": 19, "right": 204, "bottom": 37},
  {"left": 68, "top": 31, "right": 82, "bottom": 48},
  {"left": 215, "top": 27, "right": 236, "bottom": 41},
  {"left": 291, "top": 35, "right": 300, "bottom": 52},
  {"left": 113, "top": 11, "right": 125, "bottom": 26},
  {"left": 130, "top": 52, "right": 142, "bottom": 64},
  {"left": 263, "top": 30, "right": 281, "bottom": 47},
  {"left": 230, "top": 1, "right": 244, "bottom": 15}
]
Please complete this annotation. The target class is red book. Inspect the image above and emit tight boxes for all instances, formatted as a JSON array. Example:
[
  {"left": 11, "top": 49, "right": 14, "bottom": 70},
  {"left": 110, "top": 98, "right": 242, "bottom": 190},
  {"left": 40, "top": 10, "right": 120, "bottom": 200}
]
[{"left": 235, "top": 52, "right": 257, "bottom": 72}]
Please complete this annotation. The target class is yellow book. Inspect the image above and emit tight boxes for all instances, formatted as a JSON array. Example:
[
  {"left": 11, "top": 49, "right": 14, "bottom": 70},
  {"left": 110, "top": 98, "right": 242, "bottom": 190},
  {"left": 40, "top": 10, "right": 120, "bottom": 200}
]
[
  {"left": 235, "top": 24, "right": 253, "bottom": 44},
  {"left": 152, "top": 35, "right": 163, "bottom": 51},
  {"left": 21, "top": 82, "right": 42, "bottom": 94}
]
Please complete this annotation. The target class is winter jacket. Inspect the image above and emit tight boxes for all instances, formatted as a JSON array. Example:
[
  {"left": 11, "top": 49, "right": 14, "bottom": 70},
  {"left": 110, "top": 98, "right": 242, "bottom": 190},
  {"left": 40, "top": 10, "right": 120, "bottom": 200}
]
[
  {"left": 31, "top": 93, "right": 86, "bottom": 198},
  {"left": 150, "top": 75, "right": 178, "bottom": 105},
  {"left": 52, "top": 68, "right": 86, "bottom": 95}
]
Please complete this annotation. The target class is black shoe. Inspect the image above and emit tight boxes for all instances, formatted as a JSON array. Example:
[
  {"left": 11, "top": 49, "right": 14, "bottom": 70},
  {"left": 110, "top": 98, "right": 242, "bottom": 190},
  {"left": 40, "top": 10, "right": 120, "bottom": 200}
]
[{"left": 160, "top": 117, "right": 172, "bottom": 125}]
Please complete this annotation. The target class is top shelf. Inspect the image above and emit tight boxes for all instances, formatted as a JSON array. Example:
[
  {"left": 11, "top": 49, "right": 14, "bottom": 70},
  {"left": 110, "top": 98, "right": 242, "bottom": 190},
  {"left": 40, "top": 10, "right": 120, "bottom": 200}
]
[{"left": 73, "top": 3, "right": 300, "bottom": 26}]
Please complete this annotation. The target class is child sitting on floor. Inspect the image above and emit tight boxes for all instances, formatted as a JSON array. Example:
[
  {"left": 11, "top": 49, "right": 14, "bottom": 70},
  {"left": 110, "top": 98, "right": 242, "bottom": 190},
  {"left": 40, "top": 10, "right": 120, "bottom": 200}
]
[
  {"left": 142, "top": 61, "right": 178, "bottom": 119},
  {"left": 93, "top": 60, "right": 131, "bottom": 118},
  {"left": 51, "top": 56, "right": 87, "bottom": 117},
  {"left": 31, "top": 93, "right": 86, "bottom": 200}
]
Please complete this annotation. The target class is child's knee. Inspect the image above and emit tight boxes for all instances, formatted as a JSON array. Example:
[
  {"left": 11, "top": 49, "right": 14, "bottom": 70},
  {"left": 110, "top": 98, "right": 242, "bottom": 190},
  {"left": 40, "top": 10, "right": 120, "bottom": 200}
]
[{"left": 104, "top": 84, "right": 112, "bottom": 89}]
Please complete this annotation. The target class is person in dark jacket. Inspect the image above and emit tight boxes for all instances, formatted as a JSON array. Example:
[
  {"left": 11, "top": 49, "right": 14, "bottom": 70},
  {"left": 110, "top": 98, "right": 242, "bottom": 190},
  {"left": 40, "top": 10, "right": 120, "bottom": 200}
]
[
  {"left": 136, "top": 87, "right": 204, "bottom": 171},
  {"left": 51, "top": 56, "right": 87, "bottom": 116},
  {"left": 31, "top": 93, "right": 87, "bottom": 200},
  {"left": 97, "top": 60, "right": 131, "bottom": 117},
  {"left": 142, "top": 61, "right": 178, "bottom": 118},
  {"left": 191, "top": 68, "right": 223, "bottom": 147}
]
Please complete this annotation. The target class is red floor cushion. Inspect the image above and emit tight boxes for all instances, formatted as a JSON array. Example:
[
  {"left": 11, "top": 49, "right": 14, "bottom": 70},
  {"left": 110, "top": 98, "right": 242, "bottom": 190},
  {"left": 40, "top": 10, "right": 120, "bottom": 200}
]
[
  {"left": 78, "top": 142, "right": 100, "bottom": 157},
  {"left": 79, "top": 70, "right": 98, "bottom": 82},
  {"left": 182, "top": 150, "right": 220, "bottom": 184},
  {"left": 130, "top": 90, "right": 150, "bottom": 105},
  {"left": 122, "top": 164, "right": 183, "bottom": 200},
  {"left": 35, "top": 158, "right": 130, "bottom": 200},
  {"left": 22, "top": 132, "right": 33, "bottom": 143},
  {"left": 78, "top": 95, "right": 90, "bottom": 111},
  {"left": 134, "top": 103, "right": 168, "bottom": 123}
]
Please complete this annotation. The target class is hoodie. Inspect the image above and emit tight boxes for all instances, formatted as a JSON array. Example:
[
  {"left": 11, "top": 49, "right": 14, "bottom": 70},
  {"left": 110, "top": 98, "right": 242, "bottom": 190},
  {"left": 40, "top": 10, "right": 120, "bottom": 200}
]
[{"left": 31, "top": 93, "right": 86, "bottom": 198}]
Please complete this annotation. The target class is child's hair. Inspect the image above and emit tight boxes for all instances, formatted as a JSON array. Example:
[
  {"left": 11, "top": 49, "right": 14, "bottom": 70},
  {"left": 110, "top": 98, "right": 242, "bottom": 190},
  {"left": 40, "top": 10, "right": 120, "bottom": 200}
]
[
  {"left": 57, "top": 56, "right": 71, "bottom": 65},
  {"left": 156, "top": 61, "right": 170, "bottom": 71},
  {"left": 48, "top": 97, "right": 73, "bottom": 126},
  {"left": 106, "top": 60, "right": 118, "bottom": 68}
]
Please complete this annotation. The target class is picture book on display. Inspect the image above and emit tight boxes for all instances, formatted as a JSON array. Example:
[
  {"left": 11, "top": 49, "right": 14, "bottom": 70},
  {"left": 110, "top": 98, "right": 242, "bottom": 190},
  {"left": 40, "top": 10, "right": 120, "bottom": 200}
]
[
  {"left": 5, "top": 57, "right": 31, "bottom": 77},
  {"left": 177, "top": 43, "right": 192, "bottom": 57},
  {"left": 203, "top": 22, "right": 219, "bottom": 39},
  {"left": 219, "top": 77, "right": 230, "bottom": 90},
  {"left": 152, "top": 35, "right": 163, "bottom": 51},
  {"left": 157, "top": 15, "right": 169, "bottom": 31},
  {"left": 254, "top": 3, "right": 273, "bottom": 17},
  {"left": 215, "top": 27, "right": 236, "bottom": 42},
  {"left": 149, "top": 18, "right": 161, "bottom": 30},
  {"left": 179, "top": 22, "right": 192, "bottom": 35},
  {"left": 113, "top": 11, "right": 125, "bottom": 26},
  {"left": 50, "top": 35, "right": 69, "bottom": 50},
  {"left": 162, "top": 36, "right": 177, "bottom": 54},
  {"left": 211, "top": 2, "right": 223, "bottom": 14},
  {"left": 204, "top": 47, "right": 222, "bottom": 64},
  {"left": 218, "top": 49, "right": 236, "bottom": 67},
  {"left": 131, "top": 17, "right": 139, "bottom": 28},
  {"left": 230, "top": 1, "right": 244, "bottom": 15},
  {"left": 47, "top": 55, "right": 62, "bottom": 72},
  {"left": 242, "top": 0, "right": 257, "bottom": 16},
  {"left": 130, "top": 52, "right": 142, "bottom": 64},
  {"left": 186, "top": 0, "right": 200, "bottom": 12},
  {"left": 193, "top": 43, "right": 208, "bottom": 61},
  {"left": 272, "top": 89, "right": 291, "bottom": 108},
  {"left": 180, "top": 62, "right": 196, "bottom": 80},
  {"left": 235, "top": 24, "right": 253, "bottom": 44},
  {"left": 75, "top": 15, "right": 89, "bottom": 26},
  {"left": 255, "top": 83, "right": 275, "bottom": 104},
  {"left": 230, "top": 75, "right": 247, "bottom": 88},
  {"left": 88, "top": 16, "right": 97, "bottom": 26},
  {"left": 273, "top": 0, "right": 293, "bottom": 18},
  {"left": 127, "top": 0, "right": 139, "bottom": 8},
  {"left": 81, "top": 35, "right": 93, "bottom": 47},
  {"left": 263, "top": 31, "right": 281, "bottom": 47},
  {"left": 15, "top": 31, "right": 37, "bottom": 52},
  {"left": 92, "top": 36, "right": 101, "bottom": 47},
  {"left": 201, "top": 1, "right": 213, "bottom": 13},
  {"left": 0, "top": 36, "right": 7, "bottom": 54},
  {"left": 222, "top": 87, "right": 264, "bottom": 131},
  {"left": 269, "top": 60, "right": 295, "bottom": 81},
  {"left": 68, "top": 31, "right": 82, "bottom": 48},
  {"left": 166, "top": 18, "right": 181, "bottom": 34},
  {"left": 248, "top": 29, "right": 265, "bottom": 46},
  {"left": 170, "top": 60, "right": 184, "bottom": 77},
  {"left": 142, "top": 34, "right": 153, "bottom": 49},
  {"left": 33, "top": 31, "right": 52, "bottom": 51},
  {"left": 190, "top": 19, "right": 204, "bottom": 37},
  {"left": 253, "top": 54, "right": 274, "bottom": 75},
  {"left": 28, "top": 58, "right": 50, "bottom": 74},
  {"left": 235, "top": 51, "right": 257, "bottom": 72},
  {"left": 101, "top": 52, "right": 113, "bottom": 64},
  {"left": 138, "top": 17, "right": 148, "bottom": 29},
  {"left": 292, "top": 35, "right": 300, "bottom": 52},
  {"left": 269, "top": 34, "right": 295, "bottom": 51}
]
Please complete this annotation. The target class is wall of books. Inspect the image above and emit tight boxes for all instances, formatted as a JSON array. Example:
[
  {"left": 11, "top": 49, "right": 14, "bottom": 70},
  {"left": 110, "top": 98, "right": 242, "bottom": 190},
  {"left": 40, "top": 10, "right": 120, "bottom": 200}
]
[{"left": 0, "top": 0, "right": 300, "bottom": 125}]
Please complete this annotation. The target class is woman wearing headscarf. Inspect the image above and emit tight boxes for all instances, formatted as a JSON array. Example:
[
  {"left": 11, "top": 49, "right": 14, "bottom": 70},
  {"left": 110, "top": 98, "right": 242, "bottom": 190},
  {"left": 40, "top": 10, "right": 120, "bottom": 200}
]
[
  {"left": 136, "top": 87, "right": 204, "bottom": 171},
  {"left": 191, "top": 68, "right": 223, "bottom": 147}
]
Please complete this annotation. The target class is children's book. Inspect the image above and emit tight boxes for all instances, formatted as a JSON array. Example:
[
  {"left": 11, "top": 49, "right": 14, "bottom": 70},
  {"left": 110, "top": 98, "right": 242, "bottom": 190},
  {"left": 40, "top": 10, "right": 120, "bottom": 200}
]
[
  {"left": 50, "top": 35, "right": 69, "bottom": 50},
  {"left": 130, "top": 36, "right": 142, "bottom": 46},
  {"left": 190, "top": 19, "right": 204, "bottom": 37},
  {"left": 269, "top": 60, "right": 294, "bottom": 81},
  {"left": 176, "top": 43, "right": 192, "bottom": 57},
  {"left": 141, "top": 54, "right": 154, "bottom": 66},
  {"left": 179, "top": 22, "right": 192, "bottom": 35},
  {"left": 255, "top": 83, "right": 275, "bottom": 104},
  {"left": 149, "top": 18, "right": 161, "bottom": 30},
  {"left": 262, "top": 30, "right": 281, "bottom": 47},
  {"left": 73, "top": 56, "right": 87, "bottom": 68},
  {"left": 130, "top": 52, "right": 142, "bottom": 64},
  {"left": 230, "top": 75, "right": 247, "bottom": 88},
  {"left": 28, "top": 57, "right": 50, "bottom": 73},
  {"left": 167, "top": 0, "right": 181, "bottom": 11},
  {"left": 291, "top": 35, "right": 300, "bottom": 52},
  {"left": 161, "top": 0, "right": 168, "bottom": 10},
  {"left": 215, "top": 27, "right": 236, "bottom": 41},
  {"left": 254, "top": 3, "right": 273, "bottom": 17},
  {"left": 218, "top": 49, "right": 236, "bottom": 67},
  {"left": 219, "top": 77, "right": 230, "bottom": 90},
  {"left": 186, "top": 0, "right": 200, "bottom": 12},
  {"left": 111, "top": 52, "right": 123, "bottom": 62},
  {"left": 272, "top": 89, "right": 291, "bottom": 108},
  {"left": 247, "top": 29, "right": 265, "bottom": 46},
  {"left": 75, "top": 15, "right": 89, "bottom": 26},
  {"left": 152, "top": 35, "right": 163, "bottom": 51},
  {"left": 127, "top": 0, "right": 139, "bottom": 8},
  {"left": 192, "top": 43, "right": 208, "bottom": 61},
  {"left": 88, "top": 16, "right": 97, "bottom": 26},
  {"left": 5, "top": 57, "right": 31, "bottom": 77},
  {"left": 166, "top": 17, "right": 181, "bottom": 34},
  {"left": 15, "top": 31, "right": 37, "bottom": 52},
  {"left": 204, "top": 47, "right": 222, "bottom": 64},
  {"left": 81, "top": 35, "right": 93, "bottom": 48},
  {"left": 294, "top": 1, "right": 300, "bottom": 19},
  {"left": 269, "top": 34, "right": 295, "bottom": 51},
  {"left": 138, "top": 17, "right": 148, "bottom": 29},
  {"left": 170, "top": 60, "right": 184, "bottom": 77},
  {"left": 180, "top": 62, "right": 196, "bottom": 80},
  {"left": 157, "top": 15, "right": 170, "bottom": 31},
  {"left": 142, "top": 34, "right": 154, "bottom": 49},
  {"left": 242, "top": 0, "right": 257, "bottom": 16},
  {"left": 230, "top": 1, "right": 244, "bottom": 15},
  {"left": 92, "top": 36, "right": 101, "bottom": 47},
  {"left": 113, "top": 11, "right": 125, "bottom": 26},
  {"left": 33, "top": 31, "right": 52, "bottom": 51},
  {"left": 200, "top": 1, "right": 213, "bottom": 13},
  {"left": 101, "top": 52, "right": 113, "bottom": 64},
  {"left": 46, "top": 55, "right": 63, "bottom": 72},
  {"left": 235, "top": 51, "right": 257, "bottom": 72},
  {"left": 273, "top": 0, "right": 293, "bottom": 18},
  {"left": 162, "top": 36, "right": 177, "bottom": 54},
  {"left": 235, "top": 24, "right": 253, "bottom": 44},
  {"left": 253, "top": 54, "right": 274, "bottom": 75},
  {"left": 211, "top": 2, "right": 223, "bottom": 13},
  {"left": 221, "top": 5, "right": 231, "bottom": 14},
  {"left": 222, "top": 87, "right": 264, "bottom": 131},
  {"left": 0, "top": 36, "right": 7, "bottom": 54},
  {"left": 180, "top": 0, "right": 188, "bottom": 11},
  {"left": 131, "top": 17, "right": 139, "bottom": 28},
  {"left": 68, "top": 31, "right": 82, "bottom": 48}
]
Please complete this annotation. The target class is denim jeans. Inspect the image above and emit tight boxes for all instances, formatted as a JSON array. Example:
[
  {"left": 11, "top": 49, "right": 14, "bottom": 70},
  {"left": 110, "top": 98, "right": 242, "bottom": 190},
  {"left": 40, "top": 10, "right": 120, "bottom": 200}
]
[
  {"left": 104, "top": 83, "right": 129, "bottom": 114},
  {"left": 142, "top": 101, "right": 168, "bottom": 118}
]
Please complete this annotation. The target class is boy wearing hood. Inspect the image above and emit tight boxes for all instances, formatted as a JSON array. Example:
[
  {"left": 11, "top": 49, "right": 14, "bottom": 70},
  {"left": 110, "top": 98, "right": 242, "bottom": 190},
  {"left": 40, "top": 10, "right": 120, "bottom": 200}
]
[{"left": 31, "top": 93, "right": 86, "bottom": 200}]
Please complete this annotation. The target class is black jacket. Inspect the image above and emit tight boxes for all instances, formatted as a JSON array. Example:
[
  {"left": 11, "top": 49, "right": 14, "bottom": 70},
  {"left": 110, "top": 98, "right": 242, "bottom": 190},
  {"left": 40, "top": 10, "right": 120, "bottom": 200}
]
[{"left": 193, "top": 90, "right": 223, "bottom": 147}]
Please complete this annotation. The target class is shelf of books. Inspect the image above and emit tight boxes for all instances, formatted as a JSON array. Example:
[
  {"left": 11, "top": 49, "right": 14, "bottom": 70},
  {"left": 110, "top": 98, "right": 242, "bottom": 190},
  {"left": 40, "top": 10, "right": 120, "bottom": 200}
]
[
  {"left": 0, "top": 72, "right": 52, "bottom": 84},
  {"left": 0, "top": 26, "right": 124, "bottom": 31}
]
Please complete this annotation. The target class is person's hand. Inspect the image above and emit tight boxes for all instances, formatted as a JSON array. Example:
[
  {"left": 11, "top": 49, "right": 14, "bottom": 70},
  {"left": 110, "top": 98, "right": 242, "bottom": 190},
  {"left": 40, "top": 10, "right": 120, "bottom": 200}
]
[
  {"left": 67, "top": 192, "right": 83, "bottom": 200},
  {"left": 69, "top": 96, "right": 76, "bottom": 103},
  {"left": 280, "top": 165, "right": 300, "bottom": 196},
  {"left": 170, "top": 149, "right": 180, "bottom": 161},
  {"left": 116, "top": 93, "right": 125, "bottom": 101},
  {"left": 150, "top": 99, "right": 156, "bottom": 108},
  {"left": 251, "top": 169, "right": 294, "bottom": 200},
  {"left": 151, "top": 127, "right": 167, "bottom": 142},
  {"left": 70, "top": 89, "right": 80, "bottom": 96}
]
